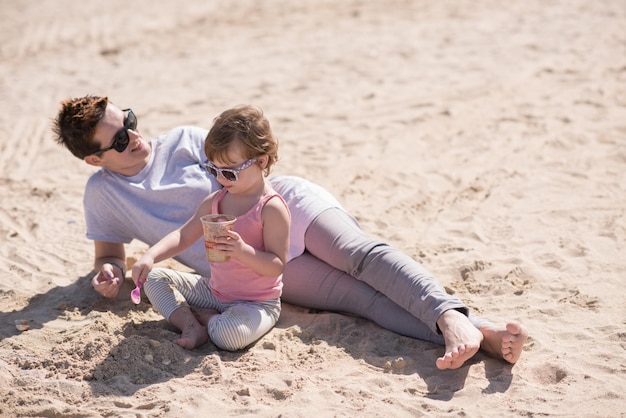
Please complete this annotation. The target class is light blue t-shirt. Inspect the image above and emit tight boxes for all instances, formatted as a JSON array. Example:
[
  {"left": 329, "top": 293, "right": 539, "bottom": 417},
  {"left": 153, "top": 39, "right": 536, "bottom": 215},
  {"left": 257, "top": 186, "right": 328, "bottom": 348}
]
[{"left": 84, "top": 126, "right": 344, "bottom": 277}]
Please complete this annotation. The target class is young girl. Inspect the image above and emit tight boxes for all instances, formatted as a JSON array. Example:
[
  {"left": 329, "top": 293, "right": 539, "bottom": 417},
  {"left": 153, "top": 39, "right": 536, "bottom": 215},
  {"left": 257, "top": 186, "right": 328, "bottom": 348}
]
[{"left": 132, "top": 105, "right": 290, "bottom": 351}]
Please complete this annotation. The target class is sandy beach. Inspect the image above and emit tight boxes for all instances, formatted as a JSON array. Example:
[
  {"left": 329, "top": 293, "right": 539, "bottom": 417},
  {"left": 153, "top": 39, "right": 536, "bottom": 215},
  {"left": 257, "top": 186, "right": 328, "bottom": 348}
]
[{"left": 1, "top": 0, "right": 625, "bottom": 416}]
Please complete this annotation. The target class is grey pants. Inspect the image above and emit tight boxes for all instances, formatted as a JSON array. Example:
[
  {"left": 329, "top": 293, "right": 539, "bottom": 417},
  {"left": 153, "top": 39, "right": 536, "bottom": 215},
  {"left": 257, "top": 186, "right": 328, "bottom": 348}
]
[{"left": 281, "top": 208, "right": 489, "bottom": 345}]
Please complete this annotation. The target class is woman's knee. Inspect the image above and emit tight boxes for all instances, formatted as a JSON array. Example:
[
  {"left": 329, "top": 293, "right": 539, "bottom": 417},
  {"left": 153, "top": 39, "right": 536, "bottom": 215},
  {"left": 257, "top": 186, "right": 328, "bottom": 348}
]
[{"left": 305, "top": 209, "right": 384, "bottom": 275}]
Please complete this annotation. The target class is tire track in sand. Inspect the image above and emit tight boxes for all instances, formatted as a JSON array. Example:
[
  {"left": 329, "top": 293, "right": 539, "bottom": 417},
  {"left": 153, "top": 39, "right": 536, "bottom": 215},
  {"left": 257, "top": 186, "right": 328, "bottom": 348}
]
[
  {"left": 0, "top": 178, "right": 88, "bottom": 294},
  {"left": 0, "top": 116, "right": 50, "bottom": 181},
  {"left": 0, "top": 1, "right": 219, "bottom": 61}
]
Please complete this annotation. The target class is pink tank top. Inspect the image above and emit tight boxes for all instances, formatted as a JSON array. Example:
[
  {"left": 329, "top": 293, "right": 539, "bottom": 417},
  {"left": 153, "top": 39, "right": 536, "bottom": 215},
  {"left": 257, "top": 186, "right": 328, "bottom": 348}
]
[{"left": 208, "top": 187, "right": 287, "bottom": 302}]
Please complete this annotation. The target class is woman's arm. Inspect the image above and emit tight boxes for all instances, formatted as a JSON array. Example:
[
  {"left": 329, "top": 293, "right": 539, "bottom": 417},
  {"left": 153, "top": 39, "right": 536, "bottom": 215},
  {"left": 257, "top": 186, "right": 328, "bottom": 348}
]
[{"left": 92, "top": 240, "right": 126, "bottom": 298}]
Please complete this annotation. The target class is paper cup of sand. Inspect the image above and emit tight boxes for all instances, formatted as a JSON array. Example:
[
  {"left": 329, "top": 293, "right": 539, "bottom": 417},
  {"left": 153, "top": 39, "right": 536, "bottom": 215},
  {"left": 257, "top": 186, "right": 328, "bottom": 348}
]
[{"left": 200, "top": 214, "right": 236, "bottom": 263}]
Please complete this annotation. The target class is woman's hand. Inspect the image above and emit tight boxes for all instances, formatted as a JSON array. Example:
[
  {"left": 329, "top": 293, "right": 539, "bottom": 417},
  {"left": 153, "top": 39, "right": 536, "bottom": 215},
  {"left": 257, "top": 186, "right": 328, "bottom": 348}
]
[{"left": 91, "top": 263, "right": 124, "bottom": 298}]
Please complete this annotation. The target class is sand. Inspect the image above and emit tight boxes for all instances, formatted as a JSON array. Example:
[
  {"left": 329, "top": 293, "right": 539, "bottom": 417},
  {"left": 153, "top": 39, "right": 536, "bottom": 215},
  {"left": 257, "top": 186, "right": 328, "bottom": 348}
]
[{"left": 1, "top": 0, "right": 625, "bottom": 416}]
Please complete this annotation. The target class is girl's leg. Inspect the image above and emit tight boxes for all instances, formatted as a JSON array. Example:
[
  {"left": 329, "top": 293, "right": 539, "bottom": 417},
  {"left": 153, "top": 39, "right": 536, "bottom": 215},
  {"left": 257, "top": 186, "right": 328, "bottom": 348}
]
[
  {"left": 144, "top": 268, "right": 218, "bottom": 349},
  {"left": 282, "top": 253, "right": 445, "bottom": 345},
  {"left": 303, "top": 208, "right": 471, "bottom": 335},
  {"left": 144, "top": 267, "right": 216, "bottom": 319},
  {"left": 208, "top": 300, "right": 281, "bottom": 351}
]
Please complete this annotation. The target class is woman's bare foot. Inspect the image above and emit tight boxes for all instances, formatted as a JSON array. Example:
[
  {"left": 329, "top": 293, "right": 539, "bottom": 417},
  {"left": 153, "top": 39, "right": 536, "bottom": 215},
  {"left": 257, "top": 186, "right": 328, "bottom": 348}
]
[
  {"left": 169, "top": 306, "right": 209, "bottom": 349},
  {"left": 435, "top": 309, "right": 483, "bottom": 370},
  {"left": 479, "top": 321, "right": 528, "bottom": 364}
]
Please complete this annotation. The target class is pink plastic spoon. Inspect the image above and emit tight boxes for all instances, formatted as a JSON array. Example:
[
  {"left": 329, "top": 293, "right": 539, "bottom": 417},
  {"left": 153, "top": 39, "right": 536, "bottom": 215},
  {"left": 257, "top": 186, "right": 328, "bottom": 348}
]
[{"left": 130, "top": 281, "right": 142, "bottom": 304}]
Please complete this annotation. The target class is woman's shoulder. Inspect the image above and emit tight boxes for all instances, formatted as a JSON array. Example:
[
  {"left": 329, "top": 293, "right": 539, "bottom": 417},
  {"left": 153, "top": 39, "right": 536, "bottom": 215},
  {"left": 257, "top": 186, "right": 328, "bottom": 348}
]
[
  {"left": 155, "top": 126, "right": 208, "bottom": 146},
  {"left": 153, "top": 126, "right": 209, "bottom": 159}
]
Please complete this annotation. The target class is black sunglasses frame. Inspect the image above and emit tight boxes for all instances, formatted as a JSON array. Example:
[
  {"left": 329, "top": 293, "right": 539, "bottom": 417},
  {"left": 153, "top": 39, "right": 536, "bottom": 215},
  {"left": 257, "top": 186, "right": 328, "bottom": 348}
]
[{"left": 93, "top": 109, "right": 137, "bottom": 155}]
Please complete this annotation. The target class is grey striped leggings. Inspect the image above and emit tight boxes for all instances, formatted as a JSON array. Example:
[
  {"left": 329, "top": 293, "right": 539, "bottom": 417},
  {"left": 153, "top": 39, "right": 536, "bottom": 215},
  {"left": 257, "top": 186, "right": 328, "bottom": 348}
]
[{"left": 144, "top": 267, "right": 281, "bottom": 351}]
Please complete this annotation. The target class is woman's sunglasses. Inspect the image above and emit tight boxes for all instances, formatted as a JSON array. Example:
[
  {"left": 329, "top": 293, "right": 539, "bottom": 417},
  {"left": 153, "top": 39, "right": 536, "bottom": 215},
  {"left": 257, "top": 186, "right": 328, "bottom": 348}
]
[
  {"left": 93, "top": 109, "right": 137, "bottom": 155},
  {"left": 204, "top": 158, "right": 256, "bottom": 182}
]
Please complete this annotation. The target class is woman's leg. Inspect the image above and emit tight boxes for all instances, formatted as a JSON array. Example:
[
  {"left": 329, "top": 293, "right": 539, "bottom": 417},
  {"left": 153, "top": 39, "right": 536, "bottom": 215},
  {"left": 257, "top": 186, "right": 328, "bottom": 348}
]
[
  {"left": 303, "top": 208, "right": 470, "bottom": 335},
  {"left": 282, "top": 253, "right": 445, "bottom": 345},
  {"left": 281, "top": 252, "right": 527, "bottom": 369},
  {"left": 285, "top": 209, "right": 527, "bottom": 367}
]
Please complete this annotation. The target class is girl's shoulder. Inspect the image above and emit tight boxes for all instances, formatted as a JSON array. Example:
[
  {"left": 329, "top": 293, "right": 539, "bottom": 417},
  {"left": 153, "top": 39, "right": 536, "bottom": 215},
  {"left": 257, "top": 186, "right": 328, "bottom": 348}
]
[
  {"left": 196, "top": 189, "right": 223, "bottom": 213},
  {"left": 261, "top": 190, "right": 290, "bottom": 220}
]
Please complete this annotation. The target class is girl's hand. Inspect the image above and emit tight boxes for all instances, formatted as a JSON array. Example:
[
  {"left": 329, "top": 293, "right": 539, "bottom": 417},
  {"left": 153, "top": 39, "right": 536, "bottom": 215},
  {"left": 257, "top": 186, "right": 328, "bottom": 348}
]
[
  {"left": 132, "top": 255, "right": 155, "bottom": 286},
  {"left": 214, "top": 230, "right": 251, "bottom": 259}
]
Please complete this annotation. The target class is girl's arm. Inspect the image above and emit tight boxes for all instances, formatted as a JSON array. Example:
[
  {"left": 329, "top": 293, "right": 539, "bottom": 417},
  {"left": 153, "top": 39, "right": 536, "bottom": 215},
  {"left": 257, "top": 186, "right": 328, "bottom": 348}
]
[
  {"left": 132, "top": 193, "right": 215, "bottom": 284},
  {"left": 223, "top": 196, "right": 290, "bottom": 277}
]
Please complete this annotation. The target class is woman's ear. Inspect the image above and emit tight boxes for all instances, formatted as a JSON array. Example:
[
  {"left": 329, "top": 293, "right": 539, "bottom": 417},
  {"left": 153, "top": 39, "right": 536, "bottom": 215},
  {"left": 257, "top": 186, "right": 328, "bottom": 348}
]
[{"left": 84, "top": 154, "right": 102, "bottom": 167}]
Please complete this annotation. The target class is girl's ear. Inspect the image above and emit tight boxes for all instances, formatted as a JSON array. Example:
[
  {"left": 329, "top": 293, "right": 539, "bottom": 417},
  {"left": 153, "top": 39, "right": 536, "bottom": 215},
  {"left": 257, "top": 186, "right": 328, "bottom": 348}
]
[
  {"left": 259, "top": 155, "right": 269, "bottom": 169},
  {"left": 84, "top": 154, "right": 102, "bottom": 167}
]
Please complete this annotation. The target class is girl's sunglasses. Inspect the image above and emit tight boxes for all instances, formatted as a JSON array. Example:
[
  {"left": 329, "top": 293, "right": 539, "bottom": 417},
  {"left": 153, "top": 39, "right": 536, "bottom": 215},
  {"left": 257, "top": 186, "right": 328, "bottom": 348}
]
[
  {"left": 204, "top": 158, "right": 256, "bottom": 182},
  {"left": 93, "top": 109, "right": 137, "bottom": 155}
]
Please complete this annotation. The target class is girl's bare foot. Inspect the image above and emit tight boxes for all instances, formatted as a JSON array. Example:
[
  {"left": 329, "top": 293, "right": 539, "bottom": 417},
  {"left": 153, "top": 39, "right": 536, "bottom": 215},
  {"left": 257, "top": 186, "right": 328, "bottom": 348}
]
[
  {"left": 175, "top": 324, "right": 209, "bottom": 349},
  {"left": 435, "top": 309, "right": 483, "bottom": 370},
  {"left": 190, "top": 306, "right": 220, "bottom": 326},
  {"left": 479, "top": 321, "right": 528, "bottom": 364},
  {"left": 169, "top": 306, "right": 209, "bottom": 349}
]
